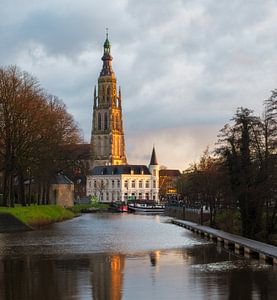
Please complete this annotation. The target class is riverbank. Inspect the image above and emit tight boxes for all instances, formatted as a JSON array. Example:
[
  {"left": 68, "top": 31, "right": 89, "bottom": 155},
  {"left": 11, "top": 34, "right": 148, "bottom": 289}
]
[
  {"left": 0, "top": 205, "right": 75, "bottom": 228},
  {"left": 165, "top": 206, "right": 277, "bottom": 245},
  {"left": 171, "top": 218, "right": 277, "bottom": 265}
]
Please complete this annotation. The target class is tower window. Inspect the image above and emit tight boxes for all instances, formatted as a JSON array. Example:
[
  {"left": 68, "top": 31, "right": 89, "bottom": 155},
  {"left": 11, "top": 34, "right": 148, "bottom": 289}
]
[
  {"left": 98, "top": 113, "right": 102, "bottom": 130},
  {"left": 107, "top": 86, "right": 111, "bottom": 100},
  {"left": 104, "top": 112, "right": 108, "bottom": 130}
]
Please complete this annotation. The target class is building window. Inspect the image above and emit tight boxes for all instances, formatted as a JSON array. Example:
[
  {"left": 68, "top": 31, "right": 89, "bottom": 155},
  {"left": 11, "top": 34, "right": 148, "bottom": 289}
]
[
  {"left": 104, "top": 112, "right": 108, "bottom": 130},
  {"left": 139, "top": 180, "right": 143, "bottom": 188},
  {"left": 124, "top": 180, "right": 128, "bottom": 188},
  {"left": 153, "top": 170, "right": 156, "bottom": 176},
  {"left": 94, "top": 180, "right": 97, "bottom": 188},
  {"left": 131, "top": 180, "right": 135, "bottom": 188},
  {"left": 112, "top": 180, "right": 114, "bottom": 188},
  {"left": 153, "top": 180, "right": 156, "bottom": 188},
  {"left": 107, "top": 86, "right": 111, "bottom": 100},
  {"left": 145, "top": 192, "right": 149, "bottom": 200},
  {"left": 145, "top": 180, "right": 149, "bottom": 188},
  {"left": 117, "top": 180, "right": 120, "bottom": 188},
  {"left": 98, "top": 113, "right": 102, "bottom": 130},
  {"left": 106, "top": 192, "right": 109, "bottom": 201},
  {"left": 138, "top": 193, "right": 142, "bottom": 199}
]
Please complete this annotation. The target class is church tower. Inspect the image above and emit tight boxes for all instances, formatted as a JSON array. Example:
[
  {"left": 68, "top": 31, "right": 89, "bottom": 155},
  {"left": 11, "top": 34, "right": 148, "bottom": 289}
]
[{"left": 90, "top": 33, "right": 127, "bottom": 167}]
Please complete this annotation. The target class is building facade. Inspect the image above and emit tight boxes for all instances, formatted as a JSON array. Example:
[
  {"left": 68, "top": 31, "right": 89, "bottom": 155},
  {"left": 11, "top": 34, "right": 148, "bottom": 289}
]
[
  {"left": 159, "top": 169, "right": 181, "bottom": 199},
  {"left": 90, "top": 34, "right": 127, "bottom": 168},
  {"left": 87, "top": 148, "right": 159, "bottom": 202},
  {"left": 49, "top": 174, "right": 74, "bottom": 207}
]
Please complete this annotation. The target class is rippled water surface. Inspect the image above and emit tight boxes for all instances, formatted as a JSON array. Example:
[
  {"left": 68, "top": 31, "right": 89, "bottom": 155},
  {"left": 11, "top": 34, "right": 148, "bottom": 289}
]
[{"left": 0, "top": 213, "right": 276, "bottom": 299}]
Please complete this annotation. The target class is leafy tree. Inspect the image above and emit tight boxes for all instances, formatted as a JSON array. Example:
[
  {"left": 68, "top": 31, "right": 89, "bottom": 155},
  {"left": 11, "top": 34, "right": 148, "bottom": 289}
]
[
  {"left": 216, "top": 108, "right": 266, "bottom": 238},
  {"left": 0, "top": 66, "right": 82, "bottom": 206}
]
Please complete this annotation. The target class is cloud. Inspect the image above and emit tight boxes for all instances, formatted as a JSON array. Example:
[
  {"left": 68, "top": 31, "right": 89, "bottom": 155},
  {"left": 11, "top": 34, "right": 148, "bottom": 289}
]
[
  {"left": 126, "top": 125, "right": 222, "bottom": 170},
  {"left": 1, "top": 0, "right": 277, "bottom": 168}
]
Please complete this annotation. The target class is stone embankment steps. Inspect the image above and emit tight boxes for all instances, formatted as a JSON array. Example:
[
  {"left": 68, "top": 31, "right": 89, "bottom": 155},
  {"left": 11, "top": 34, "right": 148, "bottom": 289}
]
[
  {"left": 172, "top": 219, "right": 277, "bottom": 265},
  {"left": 0, "top": 212, "right": 32, "bottom": 233}
]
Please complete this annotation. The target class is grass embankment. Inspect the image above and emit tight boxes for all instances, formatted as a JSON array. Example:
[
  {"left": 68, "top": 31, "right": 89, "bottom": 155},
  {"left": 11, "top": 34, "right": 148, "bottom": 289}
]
[
  {"left": 0, "top": 204, "right": 75, "bottom": 227},
  {"left": 69, "top": 203, "right": 109, "bottom": 214}
]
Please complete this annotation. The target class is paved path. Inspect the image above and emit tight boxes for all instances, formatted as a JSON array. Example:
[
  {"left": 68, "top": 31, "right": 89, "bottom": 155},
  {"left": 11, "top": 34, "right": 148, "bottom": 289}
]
[{"left": 172, "top": 219, "right": 277, "bottom": 259}]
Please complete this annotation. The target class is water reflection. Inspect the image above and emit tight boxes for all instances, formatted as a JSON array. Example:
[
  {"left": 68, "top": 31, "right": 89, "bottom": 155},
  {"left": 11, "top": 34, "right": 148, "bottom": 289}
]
[
  {"left": 90, "top": 254, "right": 125, "bottom": 300},
  {"left": 0, "top": 214, "right": 276, "bottom": 299}
]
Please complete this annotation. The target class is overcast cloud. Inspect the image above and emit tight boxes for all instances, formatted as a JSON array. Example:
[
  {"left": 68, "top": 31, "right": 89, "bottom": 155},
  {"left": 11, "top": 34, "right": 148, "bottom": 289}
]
[{"left": 1, "top": 0, "right": 277, "bottom": 169}]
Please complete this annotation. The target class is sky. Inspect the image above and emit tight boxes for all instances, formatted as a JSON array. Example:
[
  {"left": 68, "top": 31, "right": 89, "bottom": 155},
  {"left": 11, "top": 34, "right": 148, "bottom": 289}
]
[{"left": 1, "top": 0, "right": 277, "bottom": 170}]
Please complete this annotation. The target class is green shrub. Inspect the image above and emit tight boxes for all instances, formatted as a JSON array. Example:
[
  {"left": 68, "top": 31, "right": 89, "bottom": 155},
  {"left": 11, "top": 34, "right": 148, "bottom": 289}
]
[{"left": 215, "top": 209, "right": 241, "bottom": 235}]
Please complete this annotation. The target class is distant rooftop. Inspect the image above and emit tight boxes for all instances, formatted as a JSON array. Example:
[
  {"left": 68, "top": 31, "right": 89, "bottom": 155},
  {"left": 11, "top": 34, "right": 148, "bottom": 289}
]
[
  {"left": 91, "top": 165, "right": 151, "bottom": 176},
  {"left": 51, "top": 174, "right": 73, "bottom": 185},
  {"left": 159, "top": 169, "right": 181, "bottom": 177}
]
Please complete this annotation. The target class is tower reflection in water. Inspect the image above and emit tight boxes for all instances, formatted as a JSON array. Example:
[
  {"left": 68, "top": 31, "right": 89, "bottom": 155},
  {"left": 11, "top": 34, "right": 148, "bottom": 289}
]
[
  {"left": 90, "top": 251, "right": 162, "bottom": 300},
  {"left": 90, "top": 254, "right": 125, "bottom": 300},
  {"left": 149, "top": 251, "right": 161, "bottom": 267}
]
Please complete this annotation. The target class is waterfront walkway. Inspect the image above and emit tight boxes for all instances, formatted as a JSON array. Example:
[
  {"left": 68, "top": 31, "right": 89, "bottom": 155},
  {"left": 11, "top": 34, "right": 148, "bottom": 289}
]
[{"left": 172, "top": 219, "right": 277, "bottom": 264}]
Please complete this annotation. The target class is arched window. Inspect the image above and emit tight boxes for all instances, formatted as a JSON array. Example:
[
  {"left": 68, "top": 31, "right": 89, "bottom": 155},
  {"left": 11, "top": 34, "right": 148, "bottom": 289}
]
[
  {"left": 102, "top": 87, "right": 105, "bottom": 102},
  {"left": 98, "top": 113, "right": 102, "bottom": 130},
  {"left": 113, "top": 114, "right": 116, "bottom": 130},
  {"left": 107, "top": 86, "right": 111, "bottom": 100},
  {"left": 115, "top": 114, "right": 120, "bottom": 130},
  {"left": 104, "top": 112, "right": 108, "bottom": 130}
]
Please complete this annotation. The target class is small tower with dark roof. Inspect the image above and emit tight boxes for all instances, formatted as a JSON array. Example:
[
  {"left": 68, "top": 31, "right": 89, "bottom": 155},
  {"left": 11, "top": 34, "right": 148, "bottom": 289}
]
[
  {"left": 90, "top": 31, "right": 127, "bottom": 167},
  {"left": 150, "top": 146, "right": 158, "bottom": 165},
  {"left": 149, "top": 146, "right": 160, "bottom": 202}
]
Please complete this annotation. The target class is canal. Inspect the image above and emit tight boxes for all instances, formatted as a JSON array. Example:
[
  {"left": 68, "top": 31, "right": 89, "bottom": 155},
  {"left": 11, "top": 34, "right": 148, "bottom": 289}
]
[{"left": 0, "top": 213, "right": 276, "bottom": 299}]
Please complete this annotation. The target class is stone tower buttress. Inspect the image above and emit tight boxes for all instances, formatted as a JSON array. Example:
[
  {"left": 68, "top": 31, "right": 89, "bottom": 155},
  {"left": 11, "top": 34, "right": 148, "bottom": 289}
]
[{"left": 90, "top": 34, "right": 127, "bottom": 167}]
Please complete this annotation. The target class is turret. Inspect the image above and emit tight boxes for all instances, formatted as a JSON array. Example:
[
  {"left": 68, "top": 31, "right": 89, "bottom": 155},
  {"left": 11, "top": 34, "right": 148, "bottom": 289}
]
[
  {"left": 118, "top": 86, "right": 122, "bottom": 108},
  {"left": 93, "top": 86, "right": 97, "bottom": 108},
  {"left": 149, "top": 146, "right": 160, "bottom": 202}
]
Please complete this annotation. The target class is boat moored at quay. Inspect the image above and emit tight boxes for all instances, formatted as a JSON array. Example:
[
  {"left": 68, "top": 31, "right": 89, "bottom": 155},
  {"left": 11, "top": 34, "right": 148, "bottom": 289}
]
[{"left": 128, "top": 202, "right": 165, "bottom": 214}]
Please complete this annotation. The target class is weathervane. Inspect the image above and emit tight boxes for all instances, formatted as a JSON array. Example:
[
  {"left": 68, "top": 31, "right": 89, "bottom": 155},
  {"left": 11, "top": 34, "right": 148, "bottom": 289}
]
[{"left": 106, "top": 27, "right": 109, "bottom": 39}]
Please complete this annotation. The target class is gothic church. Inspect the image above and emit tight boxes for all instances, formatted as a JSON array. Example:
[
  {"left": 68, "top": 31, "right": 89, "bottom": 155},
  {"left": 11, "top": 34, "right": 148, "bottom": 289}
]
[{"left": 88, "top": 34, "right": 160, "bottom": 202}]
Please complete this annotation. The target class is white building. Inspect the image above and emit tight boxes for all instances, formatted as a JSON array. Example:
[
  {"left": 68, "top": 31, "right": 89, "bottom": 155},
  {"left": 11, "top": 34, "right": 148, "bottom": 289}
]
[{"left": 86, "top": 147, "right": 159, "bottom": 202}]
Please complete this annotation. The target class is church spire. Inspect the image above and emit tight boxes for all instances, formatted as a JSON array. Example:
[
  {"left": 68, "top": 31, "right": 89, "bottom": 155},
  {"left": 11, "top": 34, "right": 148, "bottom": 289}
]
[
  {"left": 91, "top": 33, "right": 127, "bottom": 167},
  {"left": 100, "top": 29, "right": 114, "bottom": 77},
  {"left": 150, "top": 146, "right": 158, "bottom": 165}
]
